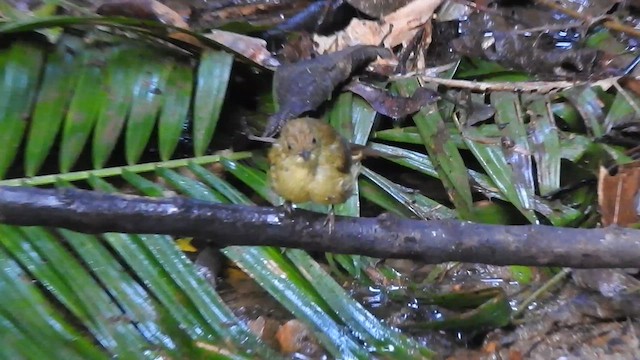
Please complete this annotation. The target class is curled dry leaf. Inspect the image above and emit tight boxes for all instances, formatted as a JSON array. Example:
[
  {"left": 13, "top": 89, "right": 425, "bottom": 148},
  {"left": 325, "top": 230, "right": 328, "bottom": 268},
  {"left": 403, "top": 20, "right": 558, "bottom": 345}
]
[
  {"left": 97, "top": 0, "right": 188, "bottom": 28},
  {"left": 345, "top": 81, "right": 439, "bottom": 119},
  {"left": 264, "top": 45, "right": 392, "bottom": 136},
  {"left": 205, "top": 30, "right": 280, "bottom": 69},
  {"left": 314, "top": 0, "right": 444, "bottom": 53},
  {"left": 97, "top": 0, "right": 200, "bottom": 46}
]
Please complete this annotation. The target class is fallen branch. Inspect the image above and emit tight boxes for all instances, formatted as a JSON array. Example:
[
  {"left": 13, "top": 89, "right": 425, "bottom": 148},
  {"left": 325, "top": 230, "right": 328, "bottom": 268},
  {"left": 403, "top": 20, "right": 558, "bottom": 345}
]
[{"left": 0, "top": 186, "right": 638, "bottom": 268}]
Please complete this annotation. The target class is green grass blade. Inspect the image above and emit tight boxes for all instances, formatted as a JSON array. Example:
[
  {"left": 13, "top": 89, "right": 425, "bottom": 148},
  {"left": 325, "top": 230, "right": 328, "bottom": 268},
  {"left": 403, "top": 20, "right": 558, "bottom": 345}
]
[
  {"left": 327, "top": 92, "right": 360, "bottom": 219},
  {"left": 0, "top": 311, "right": 53, "bottom": 360},
  {"left": 286, "top": 250, "right": 434, "bottom": 358},
  {"left": 329, "top": 94, "right": 380, "bottom": 278},
  {"left": 226, "top": 246, "right": 370, "bottom": 359},
  {"left": 526, "top": 95, "right": 561, "bottom": 196},
  {"left": 491, "top": 92, "right": 537, "bottom": 222},
  {"left": 351, "top": 95, "right": 377, "bottom": 146},
  {"left": 395, "top": 78, "right": 474, "bottom": 219},
  {"left": 221, "top": 158, "right": 272, "bottom": 200},
  {"left": 563, "top": 86, "right": 605, "bottom": 137},
  {"left": 603, "top": 89, "right": 638, "bottom": 131},
  {"left": 359, "top": 179, "right": 415, "bottom": 217},
  {"left": 361, "top": 167, "right": 456, "bottom": 220},
  {"left": 187, "top": 162, "right": 253, "bottom": 204}
]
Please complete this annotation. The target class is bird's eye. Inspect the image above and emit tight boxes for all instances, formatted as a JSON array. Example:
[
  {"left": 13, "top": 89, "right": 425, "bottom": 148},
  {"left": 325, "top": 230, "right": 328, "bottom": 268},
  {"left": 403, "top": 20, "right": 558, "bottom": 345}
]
[
  {"left": 287, "top": 144, "right": 292, "bottom": 150},
  {"left": 311, "top": 137, "right": 317, "bottom": 144}
]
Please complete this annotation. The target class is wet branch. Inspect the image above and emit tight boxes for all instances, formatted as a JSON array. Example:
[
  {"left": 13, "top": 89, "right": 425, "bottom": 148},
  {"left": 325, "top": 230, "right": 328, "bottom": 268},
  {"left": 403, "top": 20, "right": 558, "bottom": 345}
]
[{"left": 0, "top": 186, "right": 638, "bottom": 268}]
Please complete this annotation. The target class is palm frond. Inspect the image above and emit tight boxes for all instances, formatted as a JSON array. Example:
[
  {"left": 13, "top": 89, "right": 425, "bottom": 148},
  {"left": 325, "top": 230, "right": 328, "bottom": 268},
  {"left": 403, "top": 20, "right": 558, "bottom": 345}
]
[{"left": 1, "top": 7, "right": 640, "bottom": 359}]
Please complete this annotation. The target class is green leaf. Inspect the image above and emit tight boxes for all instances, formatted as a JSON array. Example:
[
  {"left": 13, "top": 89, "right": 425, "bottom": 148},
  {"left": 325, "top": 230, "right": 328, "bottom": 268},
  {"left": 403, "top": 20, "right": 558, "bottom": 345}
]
[
  {"left": 362, "top": 167, "right": 456, "bottom": 220},
  {"left": 603, "top": 89, "right": 639, "bottom": 132},
  {"left": 395, "top": 78, "right": 474, "bottom": 219},
  {"left": 286, "top": 250, "right": 434, "bottom": 358},
  {"left": 526, "top": 95, "right": 561, "bottom": 196},
  {"left": 0, "top": 41, "right": 44, "bottom": 179},
  {"left": 193, "top": 51, "right": 234, "bottom": 156},
  {"left": 456, "top": 114, "right": 538, "bottom": 222},
  {"left": 59, "top": 48, "right": 105, "bottom": 172},
  {"left": 25, "top": 35, "right": 82, "bottom": 176},
  {"left": 491, "top": 92, "right": 537, "bottom": 222},
  {"left": 125, "top": 50, "right": 172, "bottom": 164},
  {"left": 0, "top": 225, "right": 148, "bottom": 356},
  {"left": 151, "top": 168, "right": 369, "bottom": 359},
  {"left": 92, "top": 46, "right": 135, "bottom": 169},
  {"left": 158, "top": 61, "right": 193, "bottom": 161},
  {"left": 0, "top": 246, "right": 106, "bottom": 359},
  {"left": 402, "top": 289, "right": 512, "bottom": 331},
  {"left": 563, "top": 86, "right": 605, "bottom": 137},
  {"left": 89, "top": 174, "right": 278, "bottom": 358}
]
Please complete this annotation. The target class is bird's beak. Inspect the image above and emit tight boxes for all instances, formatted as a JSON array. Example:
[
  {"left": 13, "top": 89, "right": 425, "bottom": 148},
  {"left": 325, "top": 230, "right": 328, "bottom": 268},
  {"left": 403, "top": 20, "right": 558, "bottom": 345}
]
[{"left": 299, "top": 150, "right": 311, "bottom": 161}]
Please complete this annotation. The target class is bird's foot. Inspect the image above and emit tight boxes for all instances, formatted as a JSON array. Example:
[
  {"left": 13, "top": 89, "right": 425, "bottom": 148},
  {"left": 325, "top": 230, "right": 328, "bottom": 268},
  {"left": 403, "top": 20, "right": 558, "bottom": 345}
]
[{"left": 279, "top": 201, "right": 294, "bottom": 215}]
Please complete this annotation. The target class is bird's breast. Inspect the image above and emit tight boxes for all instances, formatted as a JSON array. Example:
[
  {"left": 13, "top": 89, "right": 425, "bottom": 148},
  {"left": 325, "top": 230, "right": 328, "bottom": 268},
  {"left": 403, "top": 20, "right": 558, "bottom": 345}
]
[{"left": 268, "top": 157, "right": 315, "bottom": 203}]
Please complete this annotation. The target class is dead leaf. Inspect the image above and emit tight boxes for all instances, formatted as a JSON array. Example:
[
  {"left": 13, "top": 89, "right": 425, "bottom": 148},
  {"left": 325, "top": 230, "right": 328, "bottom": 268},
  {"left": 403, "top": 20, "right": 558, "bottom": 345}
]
[
  {"left": 314, "top": 0, "right": 443, "bottom": 53},
  {"left": 598, "top": 162, "right": 640, "bottom": 227},
  {"left": 205, "top": 30, "right": 280, "bottom": 69},
  {"left": 247, "top": 316, "right": 280, "bottom": 348},
  {"left": 97, "top": 0, "right": 188, "bottom": 28},
  {"left": 276, "top": 319, "right": 321, "bottom": 355},
  {"left": 97, "top": 0, "right": 201, "bottom": 46},
  {"left": 345, "top": 81, "right": 439, "bottom": 118}
]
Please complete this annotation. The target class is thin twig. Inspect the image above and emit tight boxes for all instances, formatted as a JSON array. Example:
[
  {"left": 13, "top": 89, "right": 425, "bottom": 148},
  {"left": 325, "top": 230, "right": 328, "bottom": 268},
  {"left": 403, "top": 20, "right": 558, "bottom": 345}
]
[{"left": 413, "top": 75, "right": 622, "bottom": 93}]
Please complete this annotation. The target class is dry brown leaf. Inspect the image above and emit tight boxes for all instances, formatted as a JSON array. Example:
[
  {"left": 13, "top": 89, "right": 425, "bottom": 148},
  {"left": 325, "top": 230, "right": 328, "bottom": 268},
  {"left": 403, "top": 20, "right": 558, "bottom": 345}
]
[
  {"left": 314, "top": 0, "right": 443, "bottom": 54},
  {"left": 275, "top": 319, "right": 320, "bottom": 355},
  {"left": 98, "top": 0, "right": 188, "bottom": 28},
  {"left": 247, "top": 316, "right": 280, "bottom": 348},
  {"left": 598, "top": 163, "right": 640, "bottom": 226},
  {"left": 97, "top": 0, "right": 201, "bottom": 46},
  {"left": 381, "top": 0, "right": 443, "bottom": 47},
  {"left": 205, "top": 30, "right": 280, "bottom": 69}
]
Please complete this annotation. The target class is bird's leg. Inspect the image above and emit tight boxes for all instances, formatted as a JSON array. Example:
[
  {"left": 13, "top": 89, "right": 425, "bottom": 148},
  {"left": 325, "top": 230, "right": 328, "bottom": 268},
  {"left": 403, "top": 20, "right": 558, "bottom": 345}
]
[
  {"left": 322, "top": 205, "right": 336, "bottom": 234},
  {"left": 280, "top": 201, "right": 294, "bottom": 215}
]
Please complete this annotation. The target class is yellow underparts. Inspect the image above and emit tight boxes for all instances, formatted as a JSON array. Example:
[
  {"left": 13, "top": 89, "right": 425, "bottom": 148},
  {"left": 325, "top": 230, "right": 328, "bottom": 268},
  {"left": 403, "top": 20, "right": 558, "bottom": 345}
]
[{"left": 268, "top": 156, "right": 354, "bottom": 205}]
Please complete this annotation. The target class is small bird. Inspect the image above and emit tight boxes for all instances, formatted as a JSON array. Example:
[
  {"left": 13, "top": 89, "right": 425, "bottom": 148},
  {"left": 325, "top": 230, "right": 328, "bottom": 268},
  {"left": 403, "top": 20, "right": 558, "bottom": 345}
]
[{"left": 267, "top": 117, "right": 359, "bottom": 218}]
